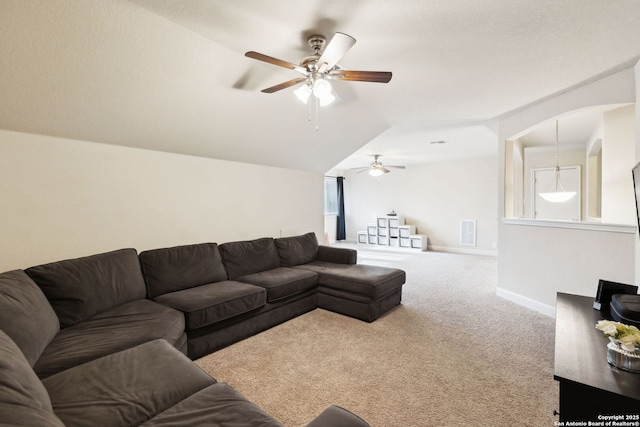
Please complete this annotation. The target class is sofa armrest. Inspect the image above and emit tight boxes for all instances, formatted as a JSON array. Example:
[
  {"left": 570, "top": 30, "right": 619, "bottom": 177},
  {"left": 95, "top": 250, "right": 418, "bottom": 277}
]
[
  {"left": 316, "top": 246, "right": 357, "bottom": 265},
  {"left": 305, "top": 405, "right": 370, "bottom": 427}
]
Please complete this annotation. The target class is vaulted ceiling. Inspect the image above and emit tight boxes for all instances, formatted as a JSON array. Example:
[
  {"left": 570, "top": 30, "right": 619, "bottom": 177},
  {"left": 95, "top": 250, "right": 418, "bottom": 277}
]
[{"left": 1, "top": 1, "right": 640, "bottom": 173}]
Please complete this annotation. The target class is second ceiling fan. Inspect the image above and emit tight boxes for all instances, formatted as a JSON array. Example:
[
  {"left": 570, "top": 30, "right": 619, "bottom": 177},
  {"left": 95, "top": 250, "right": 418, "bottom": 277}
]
[
  {"left": 245, "top": 32, "right": 392, "bottom": 104},
  {"left": 352, "top": 155, "right": 406, "bottom": 176}
]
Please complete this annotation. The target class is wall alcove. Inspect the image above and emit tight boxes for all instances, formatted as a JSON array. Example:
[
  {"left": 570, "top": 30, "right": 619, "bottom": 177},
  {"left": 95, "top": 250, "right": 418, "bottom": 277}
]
[{"left": 504, "top": 103, "right": 636, "bottom": 226}]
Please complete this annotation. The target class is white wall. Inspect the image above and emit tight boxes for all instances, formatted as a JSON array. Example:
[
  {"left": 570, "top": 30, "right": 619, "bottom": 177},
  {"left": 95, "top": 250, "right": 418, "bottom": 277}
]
[
  {"left": 498, "top": 65, "right": 638, "bottom": 316},
  {"left": 342, "top": 156, "right": 498, "bottom": 254},
  {"left": 0, "top": 129, "right": 324, "bottom": 271}
]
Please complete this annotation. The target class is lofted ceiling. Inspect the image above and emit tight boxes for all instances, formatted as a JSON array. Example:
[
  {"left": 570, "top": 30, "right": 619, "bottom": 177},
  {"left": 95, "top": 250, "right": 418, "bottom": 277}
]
[{"left": 1, "top": 1, "right": 640, "bottom": 174}]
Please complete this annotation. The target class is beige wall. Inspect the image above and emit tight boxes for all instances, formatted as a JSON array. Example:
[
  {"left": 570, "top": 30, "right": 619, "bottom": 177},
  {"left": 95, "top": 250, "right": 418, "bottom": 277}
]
[
  {"left": 0, "top": 130, "right": 324, "bottom": 271},
  {"left": 342, "top": 156, "right": 498, "bottom": 254}
]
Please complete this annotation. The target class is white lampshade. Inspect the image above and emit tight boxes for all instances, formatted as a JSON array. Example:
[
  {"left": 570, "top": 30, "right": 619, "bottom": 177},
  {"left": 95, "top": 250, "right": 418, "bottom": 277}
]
[
  {"left": 539, "top": 191, "right": 576, "bottom": 203},
  {"left": 293, "top": 84, "right": 312, "bottom": 104},
  {"left": 313, "top": 79, "right": 331, "bottom": 97},
  {"left": 293, "top": 80, "right": 335, "bottom": 106},
  {"left": 313, "top": 79, "right": 335, "bottom": 106},
  {"left": 318, "top": 92, "right": 335, "bottom": 106}
]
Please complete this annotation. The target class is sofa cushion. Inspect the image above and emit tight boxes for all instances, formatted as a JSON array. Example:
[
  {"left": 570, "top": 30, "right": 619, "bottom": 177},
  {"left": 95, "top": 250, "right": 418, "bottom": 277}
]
[
  {"left": 26, "top": 248, "right": 147, "bottom": 328},
  {"left": 140, "top": 382, "right": 284, "bottom": 427},
  {"left": 275, "top": 232, "right": 319, "bottom": 267},
  {"left": 35, "top": 299, "right": 185, "bottom": 379},
  {"left": 42, "top": 339, "right": 216, "bottom": 427},
  {"left": 139, "top": 243, "right": 228, "bottom": 299},
  {"left": 219, "top": 237, "right": 280, "bottom": 280},
  {"left": 155, "top": 281, "right": 266, "bottom": 330},
  {"left": 237, "top": 267, "right": 318, "bottom": 302},
  {"left": 0, "top": 330, "right": 65, "bottom": 427},
  {"left": 0, "top": 269, "right": 60, "bottom": 366},
  {"left": 296, "top": 262, "right": 406, "bottom": 300}
]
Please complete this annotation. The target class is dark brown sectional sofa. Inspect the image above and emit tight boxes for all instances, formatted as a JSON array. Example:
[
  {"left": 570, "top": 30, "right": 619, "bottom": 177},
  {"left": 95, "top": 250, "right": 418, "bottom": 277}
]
[{"left": 0, "top": 232, "right": 405, "bottom": 426}]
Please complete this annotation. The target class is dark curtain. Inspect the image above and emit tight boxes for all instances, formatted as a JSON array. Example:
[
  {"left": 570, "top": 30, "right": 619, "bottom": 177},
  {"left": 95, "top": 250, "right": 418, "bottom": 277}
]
[{"left": 336, "top": 177, "right": 346, "bottom": 241}]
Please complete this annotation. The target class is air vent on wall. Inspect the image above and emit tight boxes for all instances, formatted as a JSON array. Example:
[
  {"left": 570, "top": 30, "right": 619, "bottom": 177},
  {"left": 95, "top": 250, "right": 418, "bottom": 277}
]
[{"left": 460, "top": 219, "right": 476, "bottom": 246}]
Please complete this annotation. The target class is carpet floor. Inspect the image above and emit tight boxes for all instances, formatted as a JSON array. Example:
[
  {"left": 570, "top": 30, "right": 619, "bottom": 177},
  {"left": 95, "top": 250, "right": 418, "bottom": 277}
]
[{"left": 195, "top": 245, "right": 559, "bottom": 426}]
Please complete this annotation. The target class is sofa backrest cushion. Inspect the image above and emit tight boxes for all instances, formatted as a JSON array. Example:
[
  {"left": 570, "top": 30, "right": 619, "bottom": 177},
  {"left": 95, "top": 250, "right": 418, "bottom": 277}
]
[
  {"left": 26, "top": 248, "right": 146, "bottom": 328},
  {"left": 139, "top": 243, "right": 228, "bottom": 299},
  {"left": 219, "top": 237, "right": 280, "bottom": 280},
  {"left": 0, "top": 329, "right": 66, "bottom": 427},
  {"left": 275, "top": 232, "right": 319, "bottom": 267},
  {"left": 0, "top": 270, "right": 60, "bottom": 367}
]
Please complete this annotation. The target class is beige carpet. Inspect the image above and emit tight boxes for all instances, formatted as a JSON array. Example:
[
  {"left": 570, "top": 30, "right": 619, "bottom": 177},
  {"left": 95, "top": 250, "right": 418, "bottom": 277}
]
[{"left": 196, "top": 245, "right": 558, "bottom": 426}]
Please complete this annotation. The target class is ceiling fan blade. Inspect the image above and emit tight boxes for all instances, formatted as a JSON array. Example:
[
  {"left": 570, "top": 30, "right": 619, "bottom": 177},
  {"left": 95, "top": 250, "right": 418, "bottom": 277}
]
[
  {"left": 245, "top": 51, "right": 308, "bottom": 74},
  {"left": 350, "top": 166, "right": 369, "bottom": 173},
  {"left": 261, "top": 77, "right": 307, "bottom": 93},
  {"left": 386, "top": 165, "right": 406, "bottom": 169},
  {"left": 331, "top": 70, "right": 392, "bottom": 83},
  {"left": 317, "top": 32, "right": 356, "bottom": 73}
]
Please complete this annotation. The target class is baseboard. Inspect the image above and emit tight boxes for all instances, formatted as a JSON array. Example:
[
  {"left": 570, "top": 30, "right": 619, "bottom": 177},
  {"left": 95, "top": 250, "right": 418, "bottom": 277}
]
[
  {"left": 496, "top": 287, "right": 556, "bottom": 318},
  {"left": 430, "top": 245, "right": 497, "bottom": 257},
  {"left": 339, "top": 241, "right": 497, "bottom": 256}
]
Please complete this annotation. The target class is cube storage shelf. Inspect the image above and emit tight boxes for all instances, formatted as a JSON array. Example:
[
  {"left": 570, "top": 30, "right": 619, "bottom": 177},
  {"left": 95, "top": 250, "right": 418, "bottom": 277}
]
[{"left": 358, "top": 215, "right": 427, "bottom": 251}]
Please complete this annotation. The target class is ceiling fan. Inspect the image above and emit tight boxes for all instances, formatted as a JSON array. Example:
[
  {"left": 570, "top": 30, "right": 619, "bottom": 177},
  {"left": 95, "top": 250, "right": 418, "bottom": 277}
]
[
  {"left": 245, "top": 32, "right": 392, "bottom": 104},
  {"left": 351, "top": 155, "right": 406, "bottom": 176}
]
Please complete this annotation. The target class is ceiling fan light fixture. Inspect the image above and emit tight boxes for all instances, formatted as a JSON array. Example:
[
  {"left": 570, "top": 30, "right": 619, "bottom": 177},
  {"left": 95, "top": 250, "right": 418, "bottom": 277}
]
[
  {"left": 293, "top": 84, "right": 312, "bottom": 104},
  {"left": 293, "top": 79, "right": 334, "bottom": 106},
  {"left": 369, "top": 168, "right": 385, "bottom": 176},
  {"left": 318, "top": 91, "right": 335, "bottom": 106},
  {"left": 312, "top": 79, "right": 335, "bottom": 106},
  {"left": 313, "top": 78, "right": 331, "bottom": 97}
]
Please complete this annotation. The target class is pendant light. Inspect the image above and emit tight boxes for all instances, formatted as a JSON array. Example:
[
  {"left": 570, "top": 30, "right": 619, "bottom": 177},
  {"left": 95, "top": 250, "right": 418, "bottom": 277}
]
[{"left": 539, "top": 120, "right": 576, "bottom": 203}]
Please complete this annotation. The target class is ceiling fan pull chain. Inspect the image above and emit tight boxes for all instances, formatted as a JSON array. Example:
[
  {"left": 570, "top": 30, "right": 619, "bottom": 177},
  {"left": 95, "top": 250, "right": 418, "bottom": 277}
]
[{"left": 315, "top": 95, "right": 320, "bottom": 131}]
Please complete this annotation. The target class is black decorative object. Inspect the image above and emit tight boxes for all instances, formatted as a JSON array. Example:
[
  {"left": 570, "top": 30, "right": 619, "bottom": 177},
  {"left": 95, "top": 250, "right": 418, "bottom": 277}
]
[{"left": 593, "top": 279, "right": 638, "bottom": 311}]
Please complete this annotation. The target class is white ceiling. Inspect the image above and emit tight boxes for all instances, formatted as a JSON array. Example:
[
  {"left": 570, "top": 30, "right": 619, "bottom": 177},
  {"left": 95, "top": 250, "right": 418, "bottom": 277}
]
[{"left": 1, "top": 1, "right": 640, "bottom": 173}]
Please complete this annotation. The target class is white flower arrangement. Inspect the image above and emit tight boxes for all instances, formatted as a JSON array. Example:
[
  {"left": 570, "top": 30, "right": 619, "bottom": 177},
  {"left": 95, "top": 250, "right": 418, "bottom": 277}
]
[{"left": 596, "top": 320, "right": 640, "bottom": 353}]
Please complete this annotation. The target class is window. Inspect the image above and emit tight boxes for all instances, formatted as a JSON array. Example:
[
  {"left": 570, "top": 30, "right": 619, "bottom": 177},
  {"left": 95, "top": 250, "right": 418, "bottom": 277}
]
[{"left": 324, "top": 177, "right": 338, "bottom": 214}]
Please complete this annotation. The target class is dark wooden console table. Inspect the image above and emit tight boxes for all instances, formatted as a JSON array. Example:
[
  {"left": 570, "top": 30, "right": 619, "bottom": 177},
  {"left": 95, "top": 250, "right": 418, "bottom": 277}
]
[{"left": 554, "top": 292, "right": 640, "bottom": 422}]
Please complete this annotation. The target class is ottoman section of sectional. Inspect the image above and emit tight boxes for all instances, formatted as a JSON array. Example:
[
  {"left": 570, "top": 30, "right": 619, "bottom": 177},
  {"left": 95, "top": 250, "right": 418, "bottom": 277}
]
[{"left": 295, "top": 261, "right": 406, "bottom": 322}]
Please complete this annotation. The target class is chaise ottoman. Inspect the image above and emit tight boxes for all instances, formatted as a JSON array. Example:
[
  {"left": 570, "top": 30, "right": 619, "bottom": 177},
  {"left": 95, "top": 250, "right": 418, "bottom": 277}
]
[{"left": 295, "top": 261, "right": 406, "bottom": 322}]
